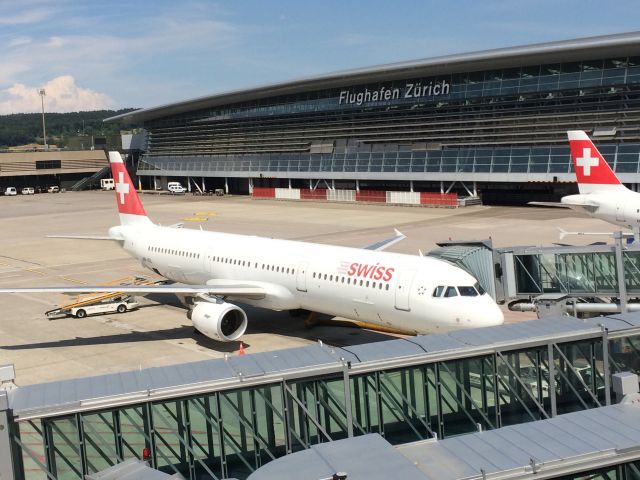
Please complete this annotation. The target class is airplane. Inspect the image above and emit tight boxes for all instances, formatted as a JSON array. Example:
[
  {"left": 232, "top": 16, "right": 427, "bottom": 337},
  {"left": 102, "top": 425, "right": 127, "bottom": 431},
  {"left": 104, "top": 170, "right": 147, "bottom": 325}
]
[
  {"left": 0, "top": 152, "right": 504, "bottom": 342},
  {"left": 531, "top": 130, "right": 640, "bottom": 235}
]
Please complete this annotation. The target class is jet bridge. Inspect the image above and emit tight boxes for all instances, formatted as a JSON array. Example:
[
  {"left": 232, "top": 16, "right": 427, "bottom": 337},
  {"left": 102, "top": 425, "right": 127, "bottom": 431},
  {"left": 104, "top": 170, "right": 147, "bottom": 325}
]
[{"left": 429, "top": 235, "right": 640, "bottom": 317}]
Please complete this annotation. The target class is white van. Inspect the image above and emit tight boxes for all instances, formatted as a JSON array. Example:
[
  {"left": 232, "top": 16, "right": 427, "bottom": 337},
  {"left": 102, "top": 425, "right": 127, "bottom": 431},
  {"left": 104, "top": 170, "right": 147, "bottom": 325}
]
[
  {"left": 4, "top": 187, "right": 17, "bottom": 196},
  {"left": 101, "top": 178, "right": 115, "bottom": 190},
  {"left": 167, "top": 182, "right": 187, "bottom": 194}
]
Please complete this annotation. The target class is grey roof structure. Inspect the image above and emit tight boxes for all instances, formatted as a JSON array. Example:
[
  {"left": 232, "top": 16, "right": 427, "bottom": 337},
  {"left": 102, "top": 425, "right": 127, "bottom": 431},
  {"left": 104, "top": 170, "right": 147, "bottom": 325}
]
[
  {"left": 7, "top": 313, "right": 637, "bottom": 420},
  {"left": 248, "top": 403, "right": 640, "bottom": 480},
  {"left": 105, "top": 32, "right": 640, "bottom": 125}
]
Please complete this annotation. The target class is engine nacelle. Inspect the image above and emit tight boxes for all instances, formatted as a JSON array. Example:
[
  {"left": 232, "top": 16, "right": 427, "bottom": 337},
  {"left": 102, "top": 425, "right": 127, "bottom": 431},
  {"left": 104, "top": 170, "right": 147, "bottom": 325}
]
[{"left": 190, "top": 302, "right": 248, "bottom": 342}]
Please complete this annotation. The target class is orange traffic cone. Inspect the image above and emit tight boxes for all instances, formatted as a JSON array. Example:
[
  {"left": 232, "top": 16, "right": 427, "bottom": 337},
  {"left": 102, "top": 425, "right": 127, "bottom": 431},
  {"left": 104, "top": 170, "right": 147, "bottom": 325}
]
[{"left": 238, "top": 341, "right": 245, "bottom": 355}]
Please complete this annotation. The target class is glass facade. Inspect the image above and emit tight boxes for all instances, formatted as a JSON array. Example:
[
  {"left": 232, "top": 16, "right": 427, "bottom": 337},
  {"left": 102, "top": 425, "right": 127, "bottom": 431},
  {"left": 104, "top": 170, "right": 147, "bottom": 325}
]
[
  {"left": 10, "top": 334, "right": 611, "bottom": 480},
  {"left": 139, "top": 142, "right": 640, "bottom": 176},
  {"left": 134, "top": 55, "right": 640, "bottom": 189}
]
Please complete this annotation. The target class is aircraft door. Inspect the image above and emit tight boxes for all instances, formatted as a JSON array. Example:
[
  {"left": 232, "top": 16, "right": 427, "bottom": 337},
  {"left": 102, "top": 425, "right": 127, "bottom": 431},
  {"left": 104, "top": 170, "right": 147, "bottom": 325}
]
[
  {"left": 395, "top": 268, "right": 416, "bottom": 311},
  {"left": 296, "top": 261, "right": 309, "bottom": 292}
]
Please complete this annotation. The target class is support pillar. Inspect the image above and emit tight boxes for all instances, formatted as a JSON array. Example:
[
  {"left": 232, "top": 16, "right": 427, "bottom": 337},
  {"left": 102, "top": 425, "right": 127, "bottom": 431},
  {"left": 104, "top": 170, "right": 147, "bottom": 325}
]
[
  {"left": 202, "top": 177, "right": 205, "bottom": 192},
  {"left": 409, "top": 180, "right": 414, "bottom": 192},
  {"left": 153, "top": 176, "right": 158, "bottom": 190},
  {"left": 614, "top": 231, "right": 628, "bottom": 312},
  {"left": 224, "top": 177, "right": 229, "bottom": 194},
  {"left": 248, "top": 177, "right": 254, "bottom": 195},
  {"left": 440, "top": 181, "right": 444, "bottom": 194},
  {"left": 0, "top": 391, "right": 16, "bottom": 480},
  {"left": 331, "top": 179, "right": 335, "bottom": 190},
  {"left": 473, "top": 181, "right": 477, "bottom": 197},
  {"left": 187, "top": 176, "right": 191, "bottom": 192},
  {"left": 288, "top": 178, "right": 292, "bottom": 189},
  {"left": 355, "top": 179, "right": 360, "bottom": 192}
]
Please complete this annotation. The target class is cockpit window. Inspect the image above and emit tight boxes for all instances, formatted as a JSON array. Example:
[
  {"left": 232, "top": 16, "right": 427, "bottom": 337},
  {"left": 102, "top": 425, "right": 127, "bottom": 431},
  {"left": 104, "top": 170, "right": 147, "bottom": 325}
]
[
  {"left": 444, "top": 286, "right": 458, "bottom": 297},
  {"left": 433, "top": 286, "right": 445, "bottom": 297},
  {"left": 458, "top": 286, "right": 477, "bottom": 297},
  {"left": 474, "top": 282, "right": 486, "bottom": 295}
]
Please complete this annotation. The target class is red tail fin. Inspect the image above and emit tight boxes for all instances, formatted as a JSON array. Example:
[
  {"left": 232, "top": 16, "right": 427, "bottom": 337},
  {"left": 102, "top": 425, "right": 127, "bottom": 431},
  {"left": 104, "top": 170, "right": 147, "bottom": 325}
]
[
  {"left": 108, "top": 152, "right": 152, "bottom": 226},
  {"left": 567, "top": 131, "right": 623, "bottom": 194}
]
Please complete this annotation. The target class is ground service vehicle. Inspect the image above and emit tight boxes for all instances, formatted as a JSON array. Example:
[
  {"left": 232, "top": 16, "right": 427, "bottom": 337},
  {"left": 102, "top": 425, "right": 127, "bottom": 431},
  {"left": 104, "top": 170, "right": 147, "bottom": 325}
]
[
  {"left": 101, "top": 178, "right": 114, "bottom": 190},
  {"left": 4, "top": 187, "right": 16, "bottom": 196},
  {"left": 71, "top": 298, "right": 139, "bottom": 318},
  {"left": 21, "top": 187, "right": 35, "bottom": 195},
  {"left": 167, "top": 182, "right": 187, "bottom": 194}
]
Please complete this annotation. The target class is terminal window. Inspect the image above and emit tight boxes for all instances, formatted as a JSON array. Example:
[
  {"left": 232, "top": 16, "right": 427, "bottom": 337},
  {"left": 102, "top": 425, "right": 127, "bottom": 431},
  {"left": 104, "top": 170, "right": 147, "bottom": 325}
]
[{"left": 35, "top": 160, "right": 61, "bottom": 169}]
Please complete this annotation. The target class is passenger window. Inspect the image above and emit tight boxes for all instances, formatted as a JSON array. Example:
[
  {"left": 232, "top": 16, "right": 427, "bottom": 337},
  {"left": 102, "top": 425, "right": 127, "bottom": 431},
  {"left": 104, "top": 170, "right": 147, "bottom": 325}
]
[
  {"left": 458, "top": 286, "right": 477, "bottom": 297},
  {"left": 474, "top": 282, "right": 486, "bottom": 295},
  {"left": 385, "top": 284, "right": 389, "bottom": 291},
  {"left": 433, "top": 286, "right": 445, "bottom": 297},
  {"left": 445, "top": 286, "right": 458, "bottom": 297}
]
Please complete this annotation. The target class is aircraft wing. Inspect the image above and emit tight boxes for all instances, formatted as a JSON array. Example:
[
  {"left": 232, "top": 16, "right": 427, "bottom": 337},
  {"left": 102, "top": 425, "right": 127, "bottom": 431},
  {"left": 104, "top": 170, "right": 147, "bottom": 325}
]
[
  {"left": 363, "top": 228, "right": 406, "bottom": 251},
  {"left": 46, "top": 234, "right": 117, "bottom": 240},
  {"left": 0, "top": 283, "right": 266, "bottom": 300}
]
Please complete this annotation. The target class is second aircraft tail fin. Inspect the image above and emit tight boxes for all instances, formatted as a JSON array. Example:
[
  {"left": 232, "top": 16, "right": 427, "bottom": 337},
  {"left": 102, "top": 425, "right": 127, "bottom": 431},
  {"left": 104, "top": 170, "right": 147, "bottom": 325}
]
[{"left": 567, "top": 130, "right": 626, "bottom": 194}]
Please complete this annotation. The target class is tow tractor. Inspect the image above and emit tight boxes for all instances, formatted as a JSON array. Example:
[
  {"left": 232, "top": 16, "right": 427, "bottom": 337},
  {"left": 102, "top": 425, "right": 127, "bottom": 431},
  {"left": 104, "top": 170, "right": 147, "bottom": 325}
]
[{"left": 45, "top": 276, "right": 161, "bottom": 319}]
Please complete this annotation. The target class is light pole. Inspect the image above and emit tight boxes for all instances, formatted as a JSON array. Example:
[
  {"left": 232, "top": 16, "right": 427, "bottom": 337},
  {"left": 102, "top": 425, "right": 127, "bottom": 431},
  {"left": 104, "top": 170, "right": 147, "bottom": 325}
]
[{"left": 39, "top": 88, "right": 47, "bottom": 149}]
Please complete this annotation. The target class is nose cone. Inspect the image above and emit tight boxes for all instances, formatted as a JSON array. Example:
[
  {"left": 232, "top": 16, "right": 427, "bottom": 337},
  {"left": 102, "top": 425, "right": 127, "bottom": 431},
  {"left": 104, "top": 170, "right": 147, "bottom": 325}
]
[{"left": 477, "top": 299, "right": 505, "bottom": 327}]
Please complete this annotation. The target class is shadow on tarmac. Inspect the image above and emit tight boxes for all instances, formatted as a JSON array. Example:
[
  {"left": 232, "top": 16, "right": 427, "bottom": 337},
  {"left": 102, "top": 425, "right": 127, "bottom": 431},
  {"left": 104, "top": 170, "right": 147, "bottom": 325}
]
[{"left": 0, "top": 304, "right": 399, "bottom": 352}]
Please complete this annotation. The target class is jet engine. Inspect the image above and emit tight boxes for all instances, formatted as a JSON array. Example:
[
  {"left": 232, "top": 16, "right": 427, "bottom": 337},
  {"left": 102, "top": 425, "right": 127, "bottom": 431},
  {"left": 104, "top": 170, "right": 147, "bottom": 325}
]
[{"left": 189, "top": 302, "right": 248, "bottom": 342}]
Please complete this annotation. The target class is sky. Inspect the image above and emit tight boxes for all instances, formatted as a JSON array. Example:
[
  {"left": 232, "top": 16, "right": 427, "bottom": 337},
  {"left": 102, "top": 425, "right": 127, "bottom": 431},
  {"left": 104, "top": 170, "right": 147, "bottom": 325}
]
[{"left": 1, "top": 0, "right": 640, "bottom": 114}]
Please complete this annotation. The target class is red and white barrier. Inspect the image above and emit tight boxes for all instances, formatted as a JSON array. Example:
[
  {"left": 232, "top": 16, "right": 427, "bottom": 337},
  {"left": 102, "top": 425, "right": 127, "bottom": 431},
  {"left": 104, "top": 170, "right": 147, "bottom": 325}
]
[{"left": 253, "top": 187, "right": 459, "bottom": 207}]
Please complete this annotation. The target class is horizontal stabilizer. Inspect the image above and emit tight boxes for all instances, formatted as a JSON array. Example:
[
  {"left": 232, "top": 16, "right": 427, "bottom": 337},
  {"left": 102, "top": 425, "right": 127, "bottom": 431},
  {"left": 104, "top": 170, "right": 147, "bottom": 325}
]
[{"left": 528, "top": 201, "right": 570, "bottom": 208}]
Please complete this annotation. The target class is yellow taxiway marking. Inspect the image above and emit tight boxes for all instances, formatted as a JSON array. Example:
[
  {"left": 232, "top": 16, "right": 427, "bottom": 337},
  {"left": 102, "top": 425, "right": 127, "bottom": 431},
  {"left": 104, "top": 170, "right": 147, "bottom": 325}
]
[
  {"left": 24, "top": 268, "right": 47, "bottom": 276},
  {"left": 60, "top": 276, "right": 88, "bottom": 285},
  {"left": 183, "top": 217, "right": 209, "bottom": 222}
]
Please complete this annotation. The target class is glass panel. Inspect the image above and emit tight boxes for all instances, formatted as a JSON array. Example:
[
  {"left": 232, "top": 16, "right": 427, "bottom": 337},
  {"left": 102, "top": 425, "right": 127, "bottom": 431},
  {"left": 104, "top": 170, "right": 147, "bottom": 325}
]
[
  {"left": 151, "top": 401, "right": 187, "bottom": 474},
  {"left": 46, "top": 416, "right": 82, "bottom": 480},
  {"left": 82, "top": 412, "right": 120, "bottom": 474},
  {"left": 497, "top": 349, "right": 551, "bottom": 426},
  {"left": 16, "top": 420, "right": 48, "bottom": 480},
  {"left": 610, "top": 335, "right": 640, "bottom": 376},
  {"left": 440, "top": 356, "right": 495, "bottom": 437}
]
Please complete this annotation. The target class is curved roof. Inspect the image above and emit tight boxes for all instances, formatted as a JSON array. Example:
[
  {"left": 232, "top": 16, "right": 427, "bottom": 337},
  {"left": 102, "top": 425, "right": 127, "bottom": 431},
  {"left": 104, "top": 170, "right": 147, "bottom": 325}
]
[{"left": 106, "top": 31, "right": 640, "bottom": 125}]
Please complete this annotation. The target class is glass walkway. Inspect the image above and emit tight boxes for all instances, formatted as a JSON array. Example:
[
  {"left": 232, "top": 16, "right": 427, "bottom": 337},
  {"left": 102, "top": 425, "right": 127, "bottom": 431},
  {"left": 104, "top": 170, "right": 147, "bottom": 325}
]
[{"left": 4, "top": 313, "right": 640, "bottom": 479}]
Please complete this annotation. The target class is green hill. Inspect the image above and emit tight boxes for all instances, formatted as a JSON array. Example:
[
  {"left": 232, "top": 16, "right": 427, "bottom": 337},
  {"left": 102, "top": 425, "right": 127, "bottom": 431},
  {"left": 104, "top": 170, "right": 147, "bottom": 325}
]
[{"left": 0, "top": 109, "right": 137, "bottom": 148}]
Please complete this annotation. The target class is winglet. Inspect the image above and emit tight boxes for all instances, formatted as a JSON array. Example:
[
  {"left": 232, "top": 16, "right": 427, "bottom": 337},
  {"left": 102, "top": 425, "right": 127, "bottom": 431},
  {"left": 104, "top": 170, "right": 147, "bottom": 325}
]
[
  {"left": 567, "top": 130, "right": 622, "bottom": 194},
  {"left": 109, "top": 152, "right": 152, "bottom": 226}
]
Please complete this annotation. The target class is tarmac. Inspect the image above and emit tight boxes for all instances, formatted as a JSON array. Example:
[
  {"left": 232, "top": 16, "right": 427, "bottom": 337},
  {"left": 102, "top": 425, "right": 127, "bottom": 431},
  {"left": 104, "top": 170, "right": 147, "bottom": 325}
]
[{"left": 0, "top": 190, "right": 616, "bottom": 385}]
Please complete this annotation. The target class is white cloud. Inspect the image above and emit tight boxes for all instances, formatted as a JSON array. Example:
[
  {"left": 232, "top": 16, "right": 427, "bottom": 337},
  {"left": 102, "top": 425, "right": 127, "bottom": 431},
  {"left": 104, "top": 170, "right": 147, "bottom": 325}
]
[
  {"left": 0, "top": 75, "right": 114, "bottom": 114},
  {"left": 8, "top": 36, "right": 32, "bottom": 47},
  {"left": 0, "top": 7, "right": 53, "bottom": 25}
]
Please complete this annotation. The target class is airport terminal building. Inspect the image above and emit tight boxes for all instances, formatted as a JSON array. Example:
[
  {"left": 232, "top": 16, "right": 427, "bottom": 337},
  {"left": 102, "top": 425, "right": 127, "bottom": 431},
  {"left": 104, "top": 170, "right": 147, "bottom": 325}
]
[{"left": 107, "top": 32, "right": 640, "bottom": 203}]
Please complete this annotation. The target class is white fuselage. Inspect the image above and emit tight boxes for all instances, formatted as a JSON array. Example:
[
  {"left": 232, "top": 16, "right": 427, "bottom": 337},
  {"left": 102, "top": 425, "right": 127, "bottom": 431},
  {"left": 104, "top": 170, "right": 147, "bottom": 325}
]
[
  {"left": 112, "top": 224, "right": 503, "bottom": 334},
  {"left": 562, "top": 187, "right": 640, "bottom": 228}
]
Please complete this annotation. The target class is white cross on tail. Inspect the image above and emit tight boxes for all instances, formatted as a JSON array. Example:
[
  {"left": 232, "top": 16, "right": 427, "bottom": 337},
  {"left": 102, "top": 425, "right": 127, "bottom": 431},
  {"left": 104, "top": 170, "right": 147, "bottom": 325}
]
[
  {"left": 576, "top": 147, "right": 599, "bottom": 176},
  {"left": 115, "top": 171, "right": 129, "bottom": 204}
]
